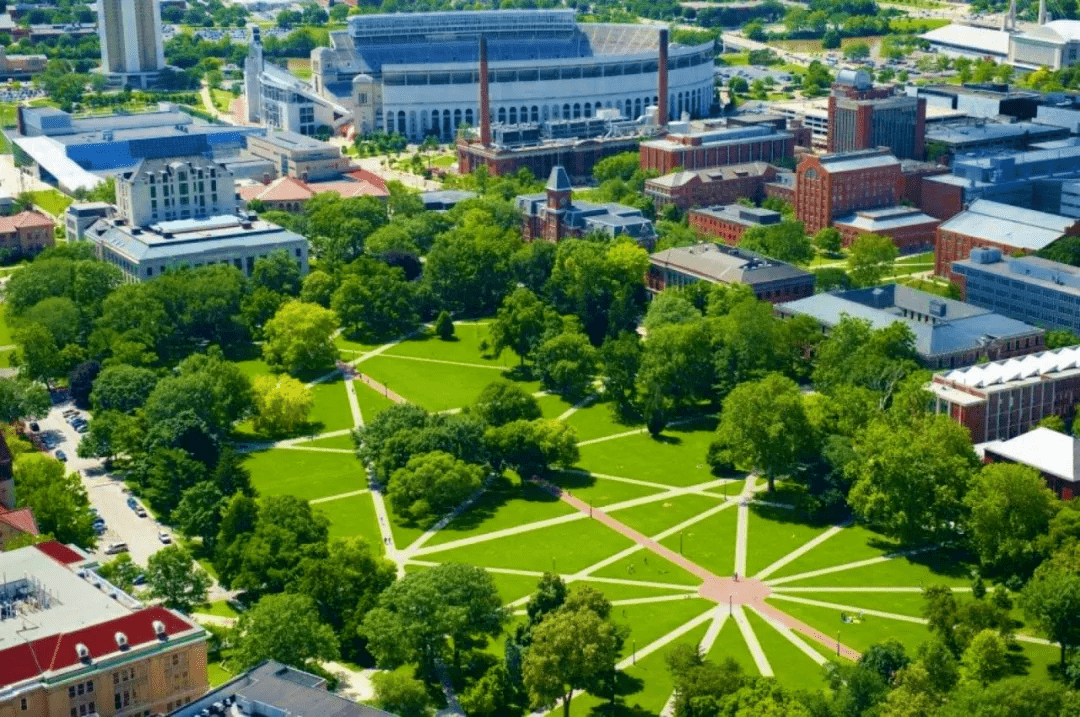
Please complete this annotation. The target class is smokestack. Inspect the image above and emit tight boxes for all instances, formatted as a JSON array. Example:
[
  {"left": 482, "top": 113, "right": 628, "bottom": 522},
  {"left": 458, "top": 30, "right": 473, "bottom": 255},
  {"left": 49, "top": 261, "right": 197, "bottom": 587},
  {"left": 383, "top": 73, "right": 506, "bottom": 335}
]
[
  {"left": 658, "top": 28, "right": 669, "bottom": 127},
  {"left": 479, "top": 36, "right": 491, "bottom": 147},
  {"left": 1008, "top": 0, "right": 1016, "bottom": 30},
  {"left": 1039, "top": 0, "right": 1047, "bottom": 24}
]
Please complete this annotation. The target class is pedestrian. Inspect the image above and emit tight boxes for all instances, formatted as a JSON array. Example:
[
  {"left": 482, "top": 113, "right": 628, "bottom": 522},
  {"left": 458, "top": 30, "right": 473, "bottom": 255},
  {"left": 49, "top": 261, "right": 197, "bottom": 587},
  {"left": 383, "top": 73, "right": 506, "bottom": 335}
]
[{"left": 734, "top": 572, "right": 738, "bottom": 582}]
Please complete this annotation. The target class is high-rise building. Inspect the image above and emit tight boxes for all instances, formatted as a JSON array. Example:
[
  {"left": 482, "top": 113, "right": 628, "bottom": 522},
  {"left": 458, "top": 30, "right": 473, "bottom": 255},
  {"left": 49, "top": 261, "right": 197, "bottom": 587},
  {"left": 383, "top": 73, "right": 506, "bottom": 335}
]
[
  {"left": 827, "top": 70, "right": 926, "bottom": 160},
  {"left": 793, "top": 148, "right": 904, "bottom": 236},
  {"left": 97, "top": 0, "right": 165, "bottom": 88}
]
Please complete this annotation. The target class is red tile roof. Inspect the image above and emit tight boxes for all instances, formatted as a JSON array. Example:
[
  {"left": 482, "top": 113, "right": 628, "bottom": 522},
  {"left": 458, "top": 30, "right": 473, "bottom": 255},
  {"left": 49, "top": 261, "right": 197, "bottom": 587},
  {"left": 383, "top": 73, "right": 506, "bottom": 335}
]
[
  {"left": 308, "top": 180, "right": 389, "bottom": 199},
  {"left": 256, "top": 176, "right": 314, "bottom": 203},
  {"left": 34, "top": 540, "right": 85, "bottom": 565},
  {"left": 0, "top": 505, "right": 39, "bottom": 535},
  {"left": 0, "top": 210, "right": 54, "bottom": 233},
  {"left": 345, "top": 168, "right": 389, "bottom": 192},
  {"left": 0, "top": 606, "right": 198, "bottom": 689}
]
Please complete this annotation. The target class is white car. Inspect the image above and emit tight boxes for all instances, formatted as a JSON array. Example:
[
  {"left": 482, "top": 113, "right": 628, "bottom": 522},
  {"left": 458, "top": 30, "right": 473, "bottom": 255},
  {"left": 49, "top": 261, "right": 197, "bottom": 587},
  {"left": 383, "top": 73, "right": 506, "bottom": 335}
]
[{"left": 158, "top": 532, "right": 172, "bottom": 544}]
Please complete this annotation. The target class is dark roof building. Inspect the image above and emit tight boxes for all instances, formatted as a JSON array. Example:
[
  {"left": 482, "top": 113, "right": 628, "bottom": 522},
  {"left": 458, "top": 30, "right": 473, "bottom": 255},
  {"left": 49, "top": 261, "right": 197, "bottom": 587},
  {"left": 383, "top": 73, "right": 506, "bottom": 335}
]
[
  {"left": 167, "top": 661, "right": 396, "bottom": 717},
  {"left": 647, "top": 242, "right": 814, "bottom": 304}
]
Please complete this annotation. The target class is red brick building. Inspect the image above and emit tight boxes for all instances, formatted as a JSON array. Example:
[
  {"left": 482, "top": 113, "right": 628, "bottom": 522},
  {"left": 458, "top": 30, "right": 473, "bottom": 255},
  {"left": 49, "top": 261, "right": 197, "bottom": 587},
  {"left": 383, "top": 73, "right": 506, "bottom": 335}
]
[
  {"left": 0, "top": 210, "right": 54, "bottom": 256},
  {"left": 920, "top": 175, "right": 966, "bottom": 220},
  {"left": 934, "top": 199, "right": 1080, "bottom": 280},
  {"left": 827, "top": 70, "right": 926, "bottom": 161},
  {"left": 833, "top": 206, "right": 940, "bottom": 253},
  {"left": 644, "top": 162, "right": 777, "bottom": 211},
  {"left": 687, "top": 204, "right": 782, "bottom": 245},
  {"left": 639, "top": 125, "right": 795, "bottom": 174},
  {"left": 793, "top": 148, "right": 904, "bottom": 235},
  {"left": 901, "top": 159, "right": 951, "bottom": 207},
  {"left": 457, "top": 135, "right": 641, "bottom": 183}
]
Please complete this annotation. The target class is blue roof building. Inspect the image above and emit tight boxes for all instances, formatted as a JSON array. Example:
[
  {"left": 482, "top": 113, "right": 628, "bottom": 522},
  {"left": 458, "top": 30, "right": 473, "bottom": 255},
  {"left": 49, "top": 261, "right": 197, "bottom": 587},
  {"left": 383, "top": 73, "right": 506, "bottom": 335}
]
[{"left": 776, "top": 283, "right": 1046, "bottom": 369}]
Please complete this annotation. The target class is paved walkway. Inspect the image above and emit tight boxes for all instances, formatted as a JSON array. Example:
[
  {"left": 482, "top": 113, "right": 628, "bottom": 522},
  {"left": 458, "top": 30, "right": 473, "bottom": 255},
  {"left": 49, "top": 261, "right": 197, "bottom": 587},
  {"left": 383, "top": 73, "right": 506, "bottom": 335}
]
[
  {"left": 556, "top": 395, "right": 595, "bottom": 422},
  {"left": 345, "top": 378, "right": 364, "bottom": 428},
  {"left": 356, "top": 373, "right": 408, "bottom": 405},
  {"left": 373, "top": 353, "right": 509, "bottom": 371},
  {"left": 310, "top": 488, "right": 370, "bottom": 505},
  {"left": 754, "top": 523, "right": 849, "bottom": 581},
  {"left": 765, "top": 547, "right": 935, "bottom": 587}
]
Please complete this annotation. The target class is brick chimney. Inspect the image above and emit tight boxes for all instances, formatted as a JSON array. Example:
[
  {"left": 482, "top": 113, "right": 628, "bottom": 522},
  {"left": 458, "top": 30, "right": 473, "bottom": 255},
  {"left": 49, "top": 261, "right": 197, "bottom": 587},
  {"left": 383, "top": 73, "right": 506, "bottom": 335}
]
[
  {"left": 657, "top": 29, "right": 669, "bottom": 127},
  {"left": 479, "top": 36, "right": 491, "bottom": 147}
]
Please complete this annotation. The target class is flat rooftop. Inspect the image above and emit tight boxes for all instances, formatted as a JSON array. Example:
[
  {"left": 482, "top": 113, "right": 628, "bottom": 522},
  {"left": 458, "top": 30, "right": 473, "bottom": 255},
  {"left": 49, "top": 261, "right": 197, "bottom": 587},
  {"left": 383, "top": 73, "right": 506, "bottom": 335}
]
[
  {"left": 978, "top": 427, "right": 1080, "bottom": 483},
  {"left": 938, "top": 199, "right": 1077, "bottom": 249},
  {"left": 927, "top": 120, "right": 1067, "bottom": 145}
]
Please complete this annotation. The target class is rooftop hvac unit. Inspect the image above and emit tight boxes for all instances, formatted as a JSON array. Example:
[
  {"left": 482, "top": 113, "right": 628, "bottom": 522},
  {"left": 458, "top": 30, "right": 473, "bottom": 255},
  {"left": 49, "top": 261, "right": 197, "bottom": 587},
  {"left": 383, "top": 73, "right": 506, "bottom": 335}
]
[
  {"left": 76, "top": 643, "right": 91, "bottom": 661},
  {"left": 115, "top": 631, "right": 129, "bottom": 650},
  {"left": 153, "top": 620, "right": 167, "bottom": 638}
]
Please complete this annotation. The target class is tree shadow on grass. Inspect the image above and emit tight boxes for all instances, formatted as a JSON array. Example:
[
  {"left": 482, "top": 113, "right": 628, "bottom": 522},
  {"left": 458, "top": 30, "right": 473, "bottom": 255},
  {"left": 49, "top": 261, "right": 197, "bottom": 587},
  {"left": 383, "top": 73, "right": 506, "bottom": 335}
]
[
  {"left": 650, "top": 433, "right": 683, "bottom": 446},
  {"left": 578, "top": 671, "right": 650, "bottom": 717},
  {"left": 437, "top": 479, "right": 561, "bottom": 536},
  {"left": 900, "top": 545, "right": 975, "bottom": 581},
  {"left": 749, "top": 501, "right": 835, "bottom": 530},
  {"left": 222, "top": 341, "right": 262, "bottom": 362},
  {"left": 1005, "top": 643, "right": 1036, "bottom": 679},
  {"left": 546, "top": 469, "right": 598, "bottom": 492}
]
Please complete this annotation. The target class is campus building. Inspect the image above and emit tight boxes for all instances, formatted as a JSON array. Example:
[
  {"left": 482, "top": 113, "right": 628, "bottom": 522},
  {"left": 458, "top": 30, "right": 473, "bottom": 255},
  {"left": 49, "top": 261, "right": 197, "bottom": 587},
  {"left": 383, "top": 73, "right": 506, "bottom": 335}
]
[
  {"left": 934, "top": 199, "right": 1080, "bottom": 280},
  {"left": 97, "top": 0, "right": 165, "bottom": 87},
  {"left": 924, "top": 120, "right": 1069, "bottom": 158},
  {"left": 306, "top": 10, "right": 715, "bottom": 141},
  {"left": 0, "top": 210, "right": 54, "bottom": 256},
  {"left": 831, "top": 206, "right": 940, "bottom": 253},
  {"left": 0, "top": 542, "right": 208, "bottom": 717},
  {"left": 905, "top": 83, "right": 1043, "bottom": 122},
  {"left": 793, "top": 148, "right": 904, "bottom": 236},
  {"left": 638, "top": 124, "right": 795, "bottom": 175},
  {"left": 827, "top": 70, "right": 926, "bottom": 161},
  {"left": 244, "top": 131, "right": 356, "bottom": 181},
  {"left": 0, "top": 47, "right": 46, "bottom": 80},
  {"left": 951, "top": 248, "right": 1080, "bottom": 333},
  {"left": 977, "top": 427, "right": 1080, "bottom": 500},
  {"left": 237, "top": 174, "right": 388, "bottom": 212},
  {"left": 64, "top": 203, "right": 114, "bottom": 242},
  {"left": 643, "top": 162, "right": 778, "bottom": 211},
  {"left": 516, "top": 166, "right": 656, "bottom": 245},
  {"left": 777, "top": 284, "right": 1045, "bottom": 369},
  {"left": 687, "top": 204, "right": 782, "bottom": 246},
  {"left": 930, "top": 345, "right": 1080, "bottom": 443},
  {"left": 116, "top": 156, "right": 239, "bottom": 227},
  {"left": 647, "top": 242, "right": 814, "bottom": 303}
]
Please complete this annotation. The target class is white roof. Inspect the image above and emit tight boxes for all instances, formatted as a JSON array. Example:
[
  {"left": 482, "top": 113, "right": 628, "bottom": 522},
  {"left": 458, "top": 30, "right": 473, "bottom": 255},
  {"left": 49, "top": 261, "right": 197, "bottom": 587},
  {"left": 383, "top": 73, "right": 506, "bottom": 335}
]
[
  {"left": 941, "top": 345, "right": 1080, "bottom": 388},
  {"left": 921, "top": 23, "right": 1011, "bottom": 56},
  {"left": 979, "top": 427, "right": 1080, "bottom": 483},
  {"left": 1044, "top": 19, "right": 1080, "bottom": 41},
  {"left": 10, "top": 135, "right": 102, "bottom": 193}
]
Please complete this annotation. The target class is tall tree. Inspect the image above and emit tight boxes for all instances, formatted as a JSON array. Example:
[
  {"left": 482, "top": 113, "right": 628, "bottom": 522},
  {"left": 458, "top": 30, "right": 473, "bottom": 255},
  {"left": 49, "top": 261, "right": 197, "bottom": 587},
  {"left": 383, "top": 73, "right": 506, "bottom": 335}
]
[
  {"left": 68, "top": 361, "right": 101, "bottom": 409},
  {"left": 146, "top": 545, "right": 212, "bottom": 613},
  {"left": 1020, "top": 562, "right": 1080, "bottom": 667},
  {"left": 848, "top": 233, "right": 899, "bottom": 287},
  {"left": 489, "top": 287, "right": 551, "bottom": 365},
  {"left": 471, "top": 380, "right": 542, "bottom": 427},
  {"left": 251, "top": 374, "right": 314, "bottom": 436},
  {"left": 262, "top": 300, "right": 340, "bottom": 374},
  {"left": 534, "top": 330, "right": 598, "bottom": 398},
  {"left": 0, "top": 377, "right": 51, "bottom": 422},
  {"left": 386, "top": 451, "right": 484, "bottom": 523},
  {"left": 89, "top": 364, "right": 159, "bottom": 413},
  {"left": 14, "top": 453, "right": 95, "bottom": 548},
  {"left": 485, "top": 419, "right": 579, "bottom": 477},
  {"left": 231, "top": 495, "right": 330, "bottom": 595},
  {"left": 234, "top": 593, "right": 339, "bottom": 670}
]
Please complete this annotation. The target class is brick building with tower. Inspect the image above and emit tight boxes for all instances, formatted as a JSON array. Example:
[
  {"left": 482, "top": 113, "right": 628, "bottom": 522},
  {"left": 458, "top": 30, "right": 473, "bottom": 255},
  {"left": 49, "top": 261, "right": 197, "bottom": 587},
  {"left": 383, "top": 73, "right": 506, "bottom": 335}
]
[
  {"left": 643, "top": 162, "right": 778, "bottom": 211},
  {"left": 793, "top": 148, "right": 905, "bottom": 236},
  {"left": 827, "top": 70, "right": 926, "bottom": 160},
  {"left": 638, "top": 124, "right": 795, "bottom": 175},
  {"left": 516, "top": 166, "right": 656, "bottom": 245}
]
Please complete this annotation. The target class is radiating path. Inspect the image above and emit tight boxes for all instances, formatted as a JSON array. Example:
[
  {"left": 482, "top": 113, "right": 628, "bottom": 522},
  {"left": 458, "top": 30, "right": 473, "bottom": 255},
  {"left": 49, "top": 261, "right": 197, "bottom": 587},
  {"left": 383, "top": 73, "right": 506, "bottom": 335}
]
[{"left": 754, "top": 523, "right": 849, "bottom": 581}]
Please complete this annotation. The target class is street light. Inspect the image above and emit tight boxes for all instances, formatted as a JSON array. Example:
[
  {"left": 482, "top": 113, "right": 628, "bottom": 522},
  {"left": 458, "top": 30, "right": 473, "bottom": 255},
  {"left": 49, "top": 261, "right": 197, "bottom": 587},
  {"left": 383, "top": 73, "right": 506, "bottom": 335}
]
[
  {"left": 632, "top": 639, "right": 636, "bottom": 665},
  {"left": 679, "top": 531, "right": 683, "bottom": 555},
  {"left": 552, "top": 557, "right": 556, "bottom": 574},
  {"left": 836, "top": 630, "right": 841, "bottom": 656}
]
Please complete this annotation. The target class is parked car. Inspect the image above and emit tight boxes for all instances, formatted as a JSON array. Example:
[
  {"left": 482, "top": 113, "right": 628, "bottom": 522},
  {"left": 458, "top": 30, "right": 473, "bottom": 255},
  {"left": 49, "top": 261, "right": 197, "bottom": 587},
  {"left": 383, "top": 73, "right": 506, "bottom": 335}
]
[
  {"left": 104, "top": 542, "right": 128, "bottom": 555},
  {"left": 158, "top": 532, "right": 172, "bottom": 544},
  {"left": 134, "top": 506, "right": 148, "bottom": 518},
  {"left": 127, "top": 496, "right": 138, "bottom": 509},
  {"left": 132, "top": 574, "right": 146, "bottom": 586},
  {"left": 55, "top": 449, "right": 67, "bottom": 462}
]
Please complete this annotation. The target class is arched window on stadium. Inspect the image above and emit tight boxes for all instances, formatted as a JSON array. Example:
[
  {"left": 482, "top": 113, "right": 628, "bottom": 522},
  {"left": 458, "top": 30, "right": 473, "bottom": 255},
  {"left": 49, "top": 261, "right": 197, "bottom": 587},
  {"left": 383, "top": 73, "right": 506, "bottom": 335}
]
[
  {"left": 625, "top": 99, "right": 632, "bottom": 117},
  {"left": 520, "top": 106, "right": 528, "bottom": 123},
  {"left": 584, "top": 102, "right": 592, "bottom": 118},
  {"left": 573, "top": 103, "right": 581, "bottom": 118},
  {"left": 634, "top": 98, "right": 642, "bottom": 118},
  {"left": 562, "top": 103, "right": 571, "bottom": 118},
  {"left": 509, "top": 107, "right": 517, "bottom": 124},
  {"left": 431, "top": 110, "right": 439, "bottom": 134},
  {"left": 465, "top": 109, "right": 474, "bottom": 126},
  {"left": 453, "top": 109, "right": 462, "bottom": 131},
  {"left": 531, "top": 106, "right": 539, "bottom": 123},
  {"left": 397, "top": 111, "right": 406, "bottom": 135},
  {"left": 442, "top": 109, "right": 451, "bottom": 137},
  {"left": 498, "top": 107, "right": 506, "bottom": 124},
  {"left": 410, "top": 111, "right": 417, "bottom": 137}
]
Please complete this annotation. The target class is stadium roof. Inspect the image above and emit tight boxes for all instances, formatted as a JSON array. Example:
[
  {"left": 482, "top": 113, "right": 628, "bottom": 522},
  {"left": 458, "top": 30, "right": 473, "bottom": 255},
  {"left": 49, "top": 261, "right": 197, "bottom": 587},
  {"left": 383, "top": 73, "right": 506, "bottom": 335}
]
[
  {"left": 920, "top": 23, "right": 1011, "bottom": 57},
  {"left": 938, "top": 199, "right": 1078, "bottom": 249}
]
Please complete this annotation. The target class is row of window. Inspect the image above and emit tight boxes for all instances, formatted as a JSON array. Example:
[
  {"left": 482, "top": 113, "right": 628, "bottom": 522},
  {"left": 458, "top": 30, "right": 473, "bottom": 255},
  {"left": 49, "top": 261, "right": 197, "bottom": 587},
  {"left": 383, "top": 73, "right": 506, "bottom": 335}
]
[{"left": 68, "top": 681, "right": 94, "bottom": 698}]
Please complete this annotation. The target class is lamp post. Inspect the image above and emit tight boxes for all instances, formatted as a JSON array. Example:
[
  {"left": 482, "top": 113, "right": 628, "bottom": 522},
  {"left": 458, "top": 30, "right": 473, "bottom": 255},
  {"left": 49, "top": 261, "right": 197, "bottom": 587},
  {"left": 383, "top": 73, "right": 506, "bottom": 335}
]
[
  {"left": 836, "top": 630, "right": 841, "bottom": 656},
  {"left": 679, "top": 531, "right": 683, "bottom": 555},
  {"left": 632, "top": 639, "right": 636, "bottom": 665},
  {"left": 552, "top": 557, "right": 557, "bottom": 574}
]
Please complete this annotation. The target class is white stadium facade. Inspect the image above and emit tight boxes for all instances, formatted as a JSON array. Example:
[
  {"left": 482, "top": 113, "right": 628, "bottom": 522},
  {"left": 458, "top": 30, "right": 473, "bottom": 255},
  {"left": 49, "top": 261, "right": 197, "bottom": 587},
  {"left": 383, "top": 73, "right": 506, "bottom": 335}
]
[{"left": 274, "top": 10, "right": 716, "bottom": 141}]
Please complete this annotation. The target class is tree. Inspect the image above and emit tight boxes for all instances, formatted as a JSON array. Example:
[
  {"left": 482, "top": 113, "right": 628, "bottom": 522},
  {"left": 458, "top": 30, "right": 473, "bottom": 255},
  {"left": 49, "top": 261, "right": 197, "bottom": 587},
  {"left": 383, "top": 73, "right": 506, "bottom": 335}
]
[
  {"left": 371, "top": 672, "right": 431, "bottom": 717},
  {"left": 300, "top": 270, "right": 336, "bottom": 307},
  {"left": 363, "top": 563, "right": 507, "bottom": 671},
  {"left": 173, "top": 481, "right": 225, "bottom": 547},
  {"left": 489, "top": 287, "right": 550, "bottom": 365},
  {"left": 844, "top": 42, "right": 871, "bottom": 60},
  {"left": 523, "top": 606, "right": 621, "bottom": 717},
  {"left": 251, "top": 374, "right": 314, "bottom": 436},
  {"left": 860, "top": 639, "right": 910, "bottom": 684},
  {"left": 600, "top": 332, "right": 641, "bottom": 418},
  {"left": 251, "top": 250, "right": 302, "bottom": 296},
  {"left": 68, "top": 361, "right": 101, "bottom": 409},
  {"left": 97, "top": 553, "right": 140, "bottom": 592},
  {"left": 290, "top": 536, "right": 395, "bottom": 658},
  {"left": 1037, "top": 414, "right": 1067, "bottom": 433},
  {"left": 460, "top": 665, "right": 515, "bottom": 717},
  {"left": 534, "top": 330, "right": 598, "bottom": 398},
  {"left": 636, "top": 320, "right": 714, "bottom": 431},
  {"left": 14, "top": 453, "right": 95, "bottom": 548},
  {"left": 642, "top": 292, "right": 702, "bottom": 332},
  {"left": 435, "top": 311, "right": 455, "bottom": 341},
  {"left": 143, "top": 349, "right": 253, "bottom": 439},
  {"left": 234, "top": 593, "right": 339, "bottom": 670},
  {"left": 331, "top": 271, "right": 417, "bottom": 341},
  {"left": 848, "top": 414, "right": 978, "bottom": 543},
  {"left": 526, "top": 572, "right": 567, "bottom": 626},
  {"left": 262, "top": 300, "right": 340, "bottom": 374},
  {"left": 485, "top": 419, "right": 580, "bottom": 477},
  {"left": 1020, "top": 562, "right": 1080, "bottom": 667},
  {"left": 230, "top": 495, "right": 330, "bottom": 595},
  {"left": 811, "top": 317, "right": 919, "bottom": 396},
  {"left": 77, "top": 410, "right": 140, "bottom": 465},
  {"left": 965, "top": 463, "right": 1060, "bottom": 580},
  {"left": 0, "top": 377, "right": 50, "bottom": 422},
  {"left": 387, "top": 451, "right": 484, "bottom": 522},
  {"left": 712, "top": 373, "right": 812, "bottom": 492},
  {"left": 90, "top": 364, "right": 159, "bottom": 413},
  {"left": 16, "top": 323, "right": 62, "bottom": 385},
  {"left": 146, "top": 545, "right": 211, "bottom": 613},
  {"left": 848, "top": 234, "right": 899, "bottom": 287},
  {"left": 472, "top": 380, "right": 542, "bottom": 427},
  {"left": 813, "top": 227, "right": 843, "bottom": 255},
  {"left": 423, "top": 215, "right": 518, "bottom": 315},
  {"left": 1044, "top": 329, "right": 1080, "bottom": 350},
  {"left": 959, "top": 630, "right": 1009, "bottom": 686},
  {"left": 739, "top": 220, "right": 814, "bottom": 264}
]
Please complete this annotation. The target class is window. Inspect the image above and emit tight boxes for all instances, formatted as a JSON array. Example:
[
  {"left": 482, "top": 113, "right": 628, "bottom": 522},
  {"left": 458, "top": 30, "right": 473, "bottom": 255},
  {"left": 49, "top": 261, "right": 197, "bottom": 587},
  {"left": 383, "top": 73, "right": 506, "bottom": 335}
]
[
  {"left": 78, "top": 683, "right": 84, "bottom": 696},
  {"left": 150, "top": 187, "right": 156, "bottom": 198},
  {"left": 70, "top": 687, "right": 76, "bottom": 698},
  {"left": 296, "top": 248, "right": 301, "bottom": 258},
  {"left": 172, "top": 654, "right": 179, "bottom": 666},
  {"left": 115, "top": 696, "right": 122, "bottom": 710}
]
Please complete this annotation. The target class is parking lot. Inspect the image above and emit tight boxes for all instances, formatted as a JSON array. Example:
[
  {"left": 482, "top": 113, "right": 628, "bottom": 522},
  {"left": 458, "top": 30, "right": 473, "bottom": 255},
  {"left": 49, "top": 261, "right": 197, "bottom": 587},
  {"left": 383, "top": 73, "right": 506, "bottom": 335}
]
[{"left": 35, "top": 399, "right": 178, "bottom": 568}]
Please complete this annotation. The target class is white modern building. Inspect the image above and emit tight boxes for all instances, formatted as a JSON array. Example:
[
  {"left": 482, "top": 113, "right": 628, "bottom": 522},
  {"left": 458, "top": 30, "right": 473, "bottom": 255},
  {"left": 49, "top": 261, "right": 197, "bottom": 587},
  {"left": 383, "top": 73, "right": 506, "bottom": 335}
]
[
  {"left": 281, "top": 9, "right": 716, "bottom": 141},
  {"left": 117, "top": 156, "right": 239, "bottom": 227},
  {"left": 97, "top": 0, "right": 165, "bottom": 87}
]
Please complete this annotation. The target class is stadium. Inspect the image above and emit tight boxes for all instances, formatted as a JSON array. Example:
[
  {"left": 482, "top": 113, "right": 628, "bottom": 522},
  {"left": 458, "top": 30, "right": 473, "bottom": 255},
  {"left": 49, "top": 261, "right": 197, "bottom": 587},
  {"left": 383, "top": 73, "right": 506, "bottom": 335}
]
[{"left": 307, "top": 10, "right": 716, "bottom": 141}]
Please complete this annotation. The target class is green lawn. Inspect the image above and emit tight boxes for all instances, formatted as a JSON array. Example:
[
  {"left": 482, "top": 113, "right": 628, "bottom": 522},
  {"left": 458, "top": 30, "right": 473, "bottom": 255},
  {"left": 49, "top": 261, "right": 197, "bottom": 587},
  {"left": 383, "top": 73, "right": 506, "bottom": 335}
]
[
  {"left": 576, "top": 418, "right": 723, "bottom": 487},
  {"left": 0, "top": 310, "right": 12, "bottom": 346},
  {"left": 387, "top": 502, "right": 437, "bottom": 550},
  {"left": 317, "top": 492, "right": 383, "bottom": 545},
  {"left": 657, "top": 504, "right": 739, "bottom": 579},
  {"left": 425, "top": 479, "right": 577, "bottom": 546},
  {"left": 608, "top": 493, "right": 725, "bottom": 538},
  {"left": 209, "top": 88, "right": 234, "bottom": 113},
  {"left": 766, "top": 524, "right": 902, "bottom": 581},
  {"left": 546, "top": 470, "right": 666, "bottom": 509},
  {"left": 197, "top": 600, "right": 240, "bottom": 619},
  {"left": 765, "top": 597, "right": 932, "bottom": 655},
  {"left": 743, "top": 608, "right": 830, "bottom": 693},
  {"left": 422, "top": 516, "right": 631, "bottom": 574},
  {"left": 27, "top": 189, "right": 72, "bottom": 216},
  {"left": 308, "top": 378, "right": 355, "bottom": 432},
  {"left": 771, "top": 590, "right": 931, "bottom": 619},
  {"left": 590, "top": 551, "right": 701, "bottom": 587},
  {"left": 575, "top": 580, "right": 697, "bottom": 602},
  {"left": 294, "top": 433, "right": 355, "bottom": 450},
  {"left": 745, "top": 504, "right": 833, "bottom": 578},
  {"left": 246, "top": 448, "right": 365, "bottom": 501},
  {"left": 776, "top": 547, "right": 975, "bottom": 589},
  {"left": 207, "top": 662, "right": 235, "bottom": 687},
  {"left": 359, "top": 354, "right": 538, "bottom": 412},
  {"left": 538, "top": 393, "right": 576, "bottom": 420},
  {"left": 233, "top": 358, "right": 273, "bottom": 380},
  {"left": 0, "top": 349, "right": 14, "bottom": 368},
  {"left": 565, "top": 401, "right": 643, "bottom": 441},
  {"left": 707, "top": 615, "right": 759, "bottom": 675},
  {"left": 614, "top": 599, "right": 715, "bottom": 658},
  {"left": 354, "top": 382, "right": 401, "bottom": 424},
  {"left": 335, "top": 334, "right": 384, "bottom": 354},
  {"left": 385, "top": 322, "right": 520, "bottom": 366},
  {"left": 491, "top": 571, "right": 546, "bottom": 604}
]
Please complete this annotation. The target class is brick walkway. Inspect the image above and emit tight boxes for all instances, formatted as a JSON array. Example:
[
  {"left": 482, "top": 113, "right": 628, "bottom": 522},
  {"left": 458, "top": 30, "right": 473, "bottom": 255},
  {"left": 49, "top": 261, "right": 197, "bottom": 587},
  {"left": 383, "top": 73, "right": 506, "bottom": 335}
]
[
  {"left": 532, "top": 479, "right": 862, "bottom": 662},
  {"left": 356, "top": 373, "right": 408, "bottom": 404}
]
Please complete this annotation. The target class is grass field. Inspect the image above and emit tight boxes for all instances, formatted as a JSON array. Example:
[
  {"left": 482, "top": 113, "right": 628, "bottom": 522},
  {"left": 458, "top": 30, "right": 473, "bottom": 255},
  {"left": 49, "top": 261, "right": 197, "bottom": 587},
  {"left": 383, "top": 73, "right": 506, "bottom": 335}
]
[
  {"left": 767, "top": 524, "right": 903, "bottom": 580},
  {"left": 576, "top": 418, "right": 723, "bottom": 487},
  {"left": 27, "top": 189, "right": 72, "bottom": 217},
  {"left": 707, "top": 615, "right": 759, "bottom": 674},
  {"left": 206, "top": 662, "right": 234, "bottom": 687},
  {"left": 546, "top": 471, "right": 665, "bottom": 508},
  {"left": 354, "top": 381, "right": 400, "bottom": 423},
  {"left": 209, "top": 88, "right": 235, "bottom": 113},
  {"left": 564, "top": 400, "right": 642, "bottom": 441},
  {"left": 246, "top": 448, "right": 364, "bottom": 501},
  {"left": 745, "top": 504, "right": 832, "bottom": 578},
  {"left": 614, "top": 599, "right": 714, "bottom": 658},
  {"left": 308, "top": 378, "right": 354, "bottom": 432},
  {"left": 318, "top": 491, "right": 383, "bottom": 544},
  {"left": 657, "top": 506, "right": 738, "bottom": 579},
  {"left": 294, "top": 433, "right": 355, "bottom": 450},
  {"left": 359, "top": 354, "right": 538, "bottom": 412},
  {"left": 425, "top": 479, "right": 577, "bottom": 546},
  {"left": 765, "top": 597, "right": 932, "bottom": 654},
  {"left": 744, "top": 608, "right": 831, "bottom": 691},
  {"left": 608, "top": 493, "right": 725, "bottom": 538},
  {"left": 385, "top": 322, "right": 520, "bottom": 366}
]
